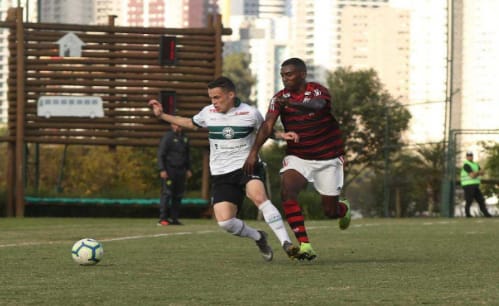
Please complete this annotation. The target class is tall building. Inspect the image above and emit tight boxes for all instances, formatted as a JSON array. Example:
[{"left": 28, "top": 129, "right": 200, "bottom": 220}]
[
  {"left": 290, "top": 0, "right": 390, "bottom": 83},
  {"left": 123, "top": 0, "right": 218, "bottom": 28},
  {"left": 450, "top": 0, "right": 499, "bottom": 156},
  {"left": 290, "top": 0, "right": 450, "bottom": 145},
  {"left": 222, "top": 0, "right": 290, "bottom": 114},
  {"left": 390, "top": 0, "right": 448, "bottom": 144},
  {"left": 185, "top": 0, "right": 219, "bottom": 27},
  {"left": 0, "top": 0, "right": 38, "bottom": 124},
  {"left": 340, "top": 6, "right": 410, "bottom": 101},
  {"left": 39, "top": 0, "right": 94, "bottom": 24},
  {"left": 46, "top": 0, "right": 220, "bottom": 28},
  {"left": 95, "top": 0, "right": 125, "bottom": 25},
  {"left": 258, "top": 0, "right": 289, "bottom": 18}
]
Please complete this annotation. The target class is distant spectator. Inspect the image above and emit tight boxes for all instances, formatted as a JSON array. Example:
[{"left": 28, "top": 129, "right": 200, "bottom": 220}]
[
  {"left": 157, "top": 123, "right": 192, "bottom": 226},
  {"left": 460, "top": 151, "right": 492, "bottom": 218}
]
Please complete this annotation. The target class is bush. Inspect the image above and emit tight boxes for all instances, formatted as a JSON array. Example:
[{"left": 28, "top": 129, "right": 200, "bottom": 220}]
[{"left": 0, "top": 188, "right": 6, "bottom": 217}]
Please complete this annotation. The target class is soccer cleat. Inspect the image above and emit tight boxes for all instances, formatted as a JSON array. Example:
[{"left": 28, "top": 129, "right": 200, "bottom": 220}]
[
  {"left": 157, "top": 220, "right": 169, "bottom": 226},
  {"left": 338, "top": 198, "right": 351, "bottom": 230},
  {"left": 282, "top": 241, "right": 300, "bottom": 259},
  {"left": 170, "top": 220, "right": 183, "bottom": 225},
  {"left": 255, "top": 230, "right": 273, "bottom": 262},
  {"left": 297, "top": 242, "right": 317, "bottom": 261}
]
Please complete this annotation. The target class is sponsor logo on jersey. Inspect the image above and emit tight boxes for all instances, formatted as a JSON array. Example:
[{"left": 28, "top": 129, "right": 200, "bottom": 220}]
[{"left": 235, "top": 111, "right": 249, "bottom": 115}]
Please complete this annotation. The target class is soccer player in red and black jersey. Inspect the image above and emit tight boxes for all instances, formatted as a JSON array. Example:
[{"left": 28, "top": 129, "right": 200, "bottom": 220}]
[{"left": 243, "top": 57, "right": 351, "bottom": 261}]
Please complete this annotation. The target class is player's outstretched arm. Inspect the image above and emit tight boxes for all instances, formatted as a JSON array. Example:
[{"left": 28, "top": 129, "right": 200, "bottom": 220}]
[{"left": 148, "top": 99, "right": 198, "bottom": 130}]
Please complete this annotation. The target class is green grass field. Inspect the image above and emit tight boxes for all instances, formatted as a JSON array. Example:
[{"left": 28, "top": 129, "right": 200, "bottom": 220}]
[{"left": 1, "top": 217, "right": 498, "bottom": 305}]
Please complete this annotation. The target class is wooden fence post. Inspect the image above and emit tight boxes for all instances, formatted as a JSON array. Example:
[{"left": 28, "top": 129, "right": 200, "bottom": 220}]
[
  {"left": 15, "top": 7, "right": 26, "bottom": 217},
  {"left": 5, "top": 8, "right": 17, "bottom": 217},
  {"left": 213, "top": 14, "right": 223, "bottom": 78}
]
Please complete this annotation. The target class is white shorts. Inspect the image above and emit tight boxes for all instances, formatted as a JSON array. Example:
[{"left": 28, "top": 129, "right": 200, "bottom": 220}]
[{"left": 280, "top": 155, "right": 344, "bottom": 196}]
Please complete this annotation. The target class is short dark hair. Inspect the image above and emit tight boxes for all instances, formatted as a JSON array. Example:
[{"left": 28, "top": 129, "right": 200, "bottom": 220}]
[
  {"left": 281, "top": 57, "right": 307, "bottom": 72},
  {"left": 207, "top": 76, "right": 236, "bottom": 93}
]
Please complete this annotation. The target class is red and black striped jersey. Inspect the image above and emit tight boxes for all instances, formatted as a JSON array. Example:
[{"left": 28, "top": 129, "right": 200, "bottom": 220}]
[{"left": 268, "top": 82, "right": 344, "bottom": 160}]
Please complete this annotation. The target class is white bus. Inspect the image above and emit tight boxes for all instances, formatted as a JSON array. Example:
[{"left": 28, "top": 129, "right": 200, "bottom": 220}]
[{"left": 37, "top": 96, "right": 104, "bottom": 118}]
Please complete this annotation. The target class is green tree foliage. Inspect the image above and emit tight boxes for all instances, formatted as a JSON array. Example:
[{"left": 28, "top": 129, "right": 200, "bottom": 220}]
[
  {"left": 0, "top": 127, "right": 6, "bottom": 190},
  {"left": 390, "top": 143, "right": 445, "bottom": 216},
  {"left": 0, "top": 127, "right": 6, "bottom": 215},
  {"left": 22, "top": 143, "right": 205, "bottom": 199},
  {"left": 481, "top": 141, "right": 499, "bottom": 196},
  {"left": 327, "top": 67, "right": 411, "bottom": 188},
  {"left": 63, "top": 146, "right": 157, "bottom": 196},
  {"left": 349, "top": 143, "right": 445, "bottom": 217},
  {"left": 25, "top": 145, "right": 158, "bottom": 197},
  {"left": 222, "top": 53, "right": 256, "bottom": 104}
]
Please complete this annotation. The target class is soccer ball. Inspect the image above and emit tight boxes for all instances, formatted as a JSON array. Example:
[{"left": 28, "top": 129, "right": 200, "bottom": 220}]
[{"left": 71, "top": 238, "right": 104, "bottom": 265}]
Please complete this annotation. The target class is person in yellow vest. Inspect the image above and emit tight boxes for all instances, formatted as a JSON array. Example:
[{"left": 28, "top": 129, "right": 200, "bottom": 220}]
[{"left": 460, "top": 151, "right": 492, "bottom": 218}]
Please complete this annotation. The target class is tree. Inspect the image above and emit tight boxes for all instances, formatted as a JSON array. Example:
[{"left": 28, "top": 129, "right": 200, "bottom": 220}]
[
  {"left": 481, "top": 141, "right": 499, "bottom": 196},
  {"left": 0, "top": 127, "right": 6, "bottom": 190},
  {"left": 348, "top": 142, "right": 445, "bottom": 217},
  {"left": 222, "top": 53, "right": 256, "bottom": 103},
  {"left": 390, "top": 143, "right": 445, "bottom": 216},
  {"left": 327, "top": 67, "right": 411, "bottom": 188}
]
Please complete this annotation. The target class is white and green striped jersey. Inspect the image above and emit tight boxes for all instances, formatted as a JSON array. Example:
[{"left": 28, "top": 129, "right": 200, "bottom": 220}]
[{"left": 192, "top": 102, "right": 263, "bottom": 175}]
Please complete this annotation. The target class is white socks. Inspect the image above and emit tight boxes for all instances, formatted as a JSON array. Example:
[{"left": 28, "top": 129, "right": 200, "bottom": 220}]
[
  {"left": 218, "top": 218, "right": 260, "bottom": 241},
  {"left": 217, "top": 200, "right": 292, "bottom": 246},
  {"left": 258, "top": 200, "right": 291, "bottom": 246}
]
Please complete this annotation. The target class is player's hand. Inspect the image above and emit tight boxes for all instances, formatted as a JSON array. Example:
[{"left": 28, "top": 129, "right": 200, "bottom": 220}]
[
  {"left": 274, "top": 96, "right": 290, "bottom": 109},
  {"left": 277, "top": 131, "right": 299, "bottom": 143},
  {"left": 243, "top": 152, "right": 258, "bottom": 175},
  {"left": 148, "top": 99, "right": 163, "bottom": 117}
]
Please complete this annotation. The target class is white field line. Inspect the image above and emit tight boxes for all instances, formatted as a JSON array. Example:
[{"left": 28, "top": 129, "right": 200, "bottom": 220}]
[
  {"left": 0, "top": 230, "right": 218, "bottom": 249},
  {"left": 0, "top": 220, "right": 460, "bottom": 249}
]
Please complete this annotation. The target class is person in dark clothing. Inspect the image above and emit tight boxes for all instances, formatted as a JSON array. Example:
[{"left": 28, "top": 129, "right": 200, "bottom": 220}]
[
  {"left": 460, "top": 151, "right": 492, "bottom": 218},
  {"left": 157, "top": 123, "right": 192, "bottom": 226}
]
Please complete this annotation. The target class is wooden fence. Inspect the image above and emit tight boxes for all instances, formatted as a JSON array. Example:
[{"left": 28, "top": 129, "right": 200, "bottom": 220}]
[{"left": 1, "top": 7, "right": 231, "bottom": 216}]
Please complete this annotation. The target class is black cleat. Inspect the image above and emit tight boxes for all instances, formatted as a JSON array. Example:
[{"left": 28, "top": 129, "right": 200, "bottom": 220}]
[
  {"left": 255, "top": 231, "right": 273, "bottom": 262},
  {"left": 282, "top": 241, "right": 300, "bottom": 259}
]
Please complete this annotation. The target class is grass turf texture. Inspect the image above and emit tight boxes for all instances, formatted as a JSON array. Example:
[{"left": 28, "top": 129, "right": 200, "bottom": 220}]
[{"left": 1, "top": 218, "right": 498, "bottom": 305}]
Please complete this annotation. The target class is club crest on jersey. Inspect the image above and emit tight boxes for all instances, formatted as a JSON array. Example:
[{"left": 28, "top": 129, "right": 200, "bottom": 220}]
[{"left": 222, "top": 127, "right": 235, "bottom": 139}]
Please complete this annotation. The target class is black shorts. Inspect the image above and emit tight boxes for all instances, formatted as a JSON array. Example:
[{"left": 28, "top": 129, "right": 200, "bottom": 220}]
[{"left": 211, "top": 163, "right": 266, "bottom": 208}]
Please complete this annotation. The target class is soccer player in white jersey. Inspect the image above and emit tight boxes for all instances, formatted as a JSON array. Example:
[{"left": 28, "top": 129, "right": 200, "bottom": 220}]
[{"left": 148, "top": 76, "right": 300, "bottom": 261}]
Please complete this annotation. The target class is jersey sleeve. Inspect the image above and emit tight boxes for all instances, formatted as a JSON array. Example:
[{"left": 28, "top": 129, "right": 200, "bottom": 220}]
[
  {"left": 310, "top": 83, "right": 332, "bottom": 105},
  {"left": 267, "top": 92, "right": 283, "bottom": 115},
  {"left": 192, "top": 105, "right": 210, "bottom": 128}
]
